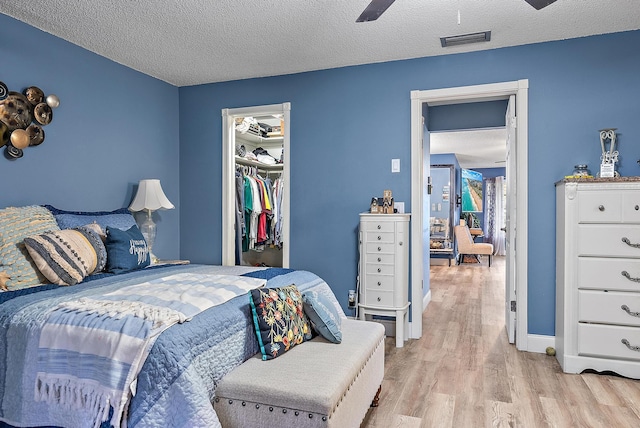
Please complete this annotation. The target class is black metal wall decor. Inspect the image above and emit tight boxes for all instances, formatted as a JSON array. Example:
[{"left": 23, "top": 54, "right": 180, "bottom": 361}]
[{"left": 0, "top": 80, "right": 60, "bottom": 160}]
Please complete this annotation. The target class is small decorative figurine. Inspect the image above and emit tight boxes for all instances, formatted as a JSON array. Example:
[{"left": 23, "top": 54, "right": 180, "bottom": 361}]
[{"left": 599, "top": 128, "right": 619, "bottom": 177}]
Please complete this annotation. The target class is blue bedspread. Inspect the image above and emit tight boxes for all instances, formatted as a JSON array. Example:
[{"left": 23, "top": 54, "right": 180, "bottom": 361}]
[{"left": 0, "top": 265, "right": 344, "bottom": 428}]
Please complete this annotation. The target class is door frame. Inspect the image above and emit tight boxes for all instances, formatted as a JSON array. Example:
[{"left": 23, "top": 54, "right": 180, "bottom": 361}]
[
  {"left": 410, "top": 80, "right": 529, "bottom": 351},
  {"left": 221, "top": 103, "right": 291, "bottom": 267}
]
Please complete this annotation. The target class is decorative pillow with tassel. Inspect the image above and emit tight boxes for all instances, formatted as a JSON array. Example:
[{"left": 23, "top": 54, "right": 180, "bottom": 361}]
[{"left": 24, "top": 226, "right": 107, "bottom": 286}]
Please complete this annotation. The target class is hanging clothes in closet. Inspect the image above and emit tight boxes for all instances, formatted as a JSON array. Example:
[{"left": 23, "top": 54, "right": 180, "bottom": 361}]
[{"left": 235, "top": 166, "right": 284, "bottom": 258}]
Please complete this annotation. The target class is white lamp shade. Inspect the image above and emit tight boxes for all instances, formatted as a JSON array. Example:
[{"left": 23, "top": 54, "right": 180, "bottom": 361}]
[{"left": 129, "top": 179, "right": 175, "bottom": 212}]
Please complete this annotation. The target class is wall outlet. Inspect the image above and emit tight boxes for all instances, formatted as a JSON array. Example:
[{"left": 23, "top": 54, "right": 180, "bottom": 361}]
[{"left": 348, "top": 289, "right": 357, "bottom": 309}]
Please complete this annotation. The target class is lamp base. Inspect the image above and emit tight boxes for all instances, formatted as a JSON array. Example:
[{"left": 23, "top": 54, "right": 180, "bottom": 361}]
[
  {"left": 140, "top": 210, "right": 157, "bottom": 265},
  {"left": 149, "top": 252, "right": 160, "bottom": 265}
]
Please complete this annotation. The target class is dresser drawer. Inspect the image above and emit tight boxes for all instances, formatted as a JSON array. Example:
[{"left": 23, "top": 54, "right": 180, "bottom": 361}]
[
  {"left": 364, "top": 274, "right": 395, "bottom": 291},
  {"left": 578, "top": 323, "right": 640, "bottom": 361},
  {"left": 364, "top": 253, "right": 394, "bottom": 265},
  {"left": 365, "top": 263, "right": 394, "bottom": 276},
  {"left": 578, "top": 257, "right": 640, "bottom": 292},
  {"left": 622, "top": 192, "right": 640, "bottom": 223},
  {"left": 364, "top": 289, "right": 394, "bottom": 307},
  {"left": 365, "top": 242, "right": 395, "bottom": 254},
  {"left": 579, "top": 290, "right": 640, "bottom": 326},
  {"left": 362, "top": 221, "right": 395, "bottom": 233},
  {"left": 364, "top": 231, "right": 395, "bottom": 244},
  {"left": 578, "top": 224, "right": 640, "bottom": 258},
  {"left": 578, "top": 191, "right": 622, "bottom": 223},
  {"left": 578, "top": 190, "right": 640, "bottom": 223}
]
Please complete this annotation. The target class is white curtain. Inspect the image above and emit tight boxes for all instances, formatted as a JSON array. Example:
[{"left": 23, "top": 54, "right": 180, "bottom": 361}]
[{"left": 484, "top": 177, "right": 506, "bottom": 256}]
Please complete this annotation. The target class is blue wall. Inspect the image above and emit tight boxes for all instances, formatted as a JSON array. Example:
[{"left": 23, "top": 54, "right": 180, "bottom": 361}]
[
  {"left": 429, "top": 100, "right": 508, "bottom": 131},
  {"left": 5, "top": 10, "right": 640, "bottom": 336},
  {"left": 180, "top": 30, "right": 640, "bottom": 335},
  {"left": 0, "top": 14, "right": 180, "bottom": 259}
]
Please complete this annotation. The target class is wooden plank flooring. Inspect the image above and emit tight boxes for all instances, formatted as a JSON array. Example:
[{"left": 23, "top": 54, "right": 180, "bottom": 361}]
[{"left": 361, "top": 256, "right": 640, "bottom": 427}]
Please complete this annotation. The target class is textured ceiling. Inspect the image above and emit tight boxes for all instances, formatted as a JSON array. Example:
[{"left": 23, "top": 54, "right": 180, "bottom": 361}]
[{"left": 2, "top": 0, "right": 639, "bottom": 86}]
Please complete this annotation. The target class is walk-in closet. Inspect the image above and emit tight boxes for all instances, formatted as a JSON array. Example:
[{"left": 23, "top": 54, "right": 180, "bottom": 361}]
[{"left": 222, "top": 103, "right": 291, "bottom": 268}]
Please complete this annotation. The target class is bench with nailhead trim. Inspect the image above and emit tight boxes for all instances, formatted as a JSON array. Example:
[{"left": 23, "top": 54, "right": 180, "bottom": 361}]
[{"left": 213, "top": 319, "right": 385, "bottom": 428}]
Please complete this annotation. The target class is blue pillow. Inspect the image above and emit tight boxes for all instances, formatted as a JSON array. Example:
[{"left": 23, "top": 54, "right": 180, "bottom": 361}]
[
  {"left": 104, "top": 225, "right": 150, "bottom": 274},
  {"left": 302, "top": 290, "right": 342, "bottom": 344},
  {"left": 44, "top": 205, "right": 136, "bottom": 232}
]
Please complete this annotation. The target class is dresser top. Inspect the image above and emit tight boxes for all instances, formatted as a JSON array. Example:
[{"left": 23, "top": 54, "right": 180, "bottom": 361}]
[
  {"left": 556, "top": 176, "right": 640, "bottom": 185},
  {"left": 360, "top": 212, "right": 411, "bottom": 218}
]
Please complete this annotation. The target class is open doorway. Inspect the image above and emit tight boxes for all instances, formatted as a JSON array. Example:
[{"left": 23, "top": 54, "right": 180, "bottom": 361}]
[
  {"left": 429, "top": 128, "right": 508, "bottom": 337},
  {"left": 410, "top": 80, "right": 529, "bottom": 351},
  {"left": 430, "top": 127, "right": 507, "bottom": 262}
]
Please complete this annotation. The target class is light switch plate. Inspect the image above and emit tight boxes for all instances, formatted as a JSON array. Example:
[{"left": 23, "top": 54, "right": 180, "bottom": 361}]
[{"left": 391, "top": 158, "right": 400, "bottom": 173}]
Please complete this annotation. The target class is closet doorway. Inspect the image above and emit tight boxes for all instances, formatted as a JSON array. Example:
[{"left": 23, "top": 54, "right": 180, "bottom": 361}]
[{"left": 221, "top": 103, "right": 291, "bottom": 267}]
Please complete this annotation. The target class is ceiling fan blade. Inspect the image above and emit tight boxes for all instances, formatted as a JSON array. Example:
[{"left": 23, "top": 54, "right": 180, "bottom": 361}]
[
  {"left": 356, "top": 0, "right": 396, "bottom": 22},
  {"left": 523, "top": 0, "right": 558, "bottom": 10}
]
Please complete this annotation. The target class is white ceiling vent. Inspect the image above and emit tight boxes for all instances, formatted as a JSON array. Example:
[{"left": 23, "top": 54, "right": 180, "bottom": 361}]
[{"left": 440, "top": 31, "right": 492, "bottom": 48}]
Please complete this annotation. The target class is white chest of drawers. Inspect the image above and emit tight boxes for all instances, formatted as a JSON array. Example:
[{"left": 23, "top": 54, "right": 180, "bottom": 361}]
[
  {"left": 358, "top": 213, "right": 410, "bottom": 347},
  {"left": 556, "top": 180, "right": 640, "bottom": 378}
]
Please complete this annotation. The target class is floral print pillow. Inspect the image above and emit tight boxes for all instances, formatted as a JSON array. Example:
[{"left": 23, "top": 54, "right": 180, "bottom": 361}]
[{"left": 249, "top": 284, "right": 313, "bottom": 360}]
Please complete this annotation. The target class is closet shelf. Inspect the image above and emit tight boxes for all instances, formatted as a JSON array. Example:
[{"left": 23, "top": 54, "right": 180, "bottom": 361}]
[
  {"left": 235, "top": 156, "right": 283, "bottom": 171},
  {"left": 236, "top": 132, "right": 284, "bottom": 146}
]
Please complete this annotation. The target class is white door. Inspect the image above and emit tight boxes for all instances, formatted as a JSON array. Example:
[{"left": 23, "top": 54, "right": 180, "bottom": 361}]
[
  {"left": 422, "top": 113, "right": 430, "bottom": 305},
  {"left": 505, "top": 95, "right": 517, "bottom": 344}
]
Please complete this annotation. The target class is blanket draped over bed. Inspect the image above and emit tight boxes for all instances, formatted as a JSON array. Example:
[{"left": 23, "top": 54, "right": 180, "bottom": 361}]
[
  {"left": 35, "top": 273, "right": 266, "bottom": 428},
  {"left": 0, "top": 265, "right": 345, "bottom": 428}
]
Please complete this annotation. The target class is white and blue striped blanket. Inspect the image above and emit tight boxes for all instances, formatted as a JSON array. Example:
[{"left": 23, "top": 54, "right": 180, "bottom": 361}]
[
  {"left": 0, "top": 265, "right": 345, "bottom": 428},
  {"left": 34, "top": 273, "right": 266, "bottom": 428}
]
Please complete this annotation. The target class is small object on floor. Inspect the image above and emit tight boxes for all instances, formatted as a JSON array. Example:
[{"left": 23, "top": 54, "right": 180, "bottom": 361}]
[
  {"left": 0, "top": 271, "right": 9, "bottom": 290},
  {"left": 546, "top": 346, "right": 556, "bottom": 356}
]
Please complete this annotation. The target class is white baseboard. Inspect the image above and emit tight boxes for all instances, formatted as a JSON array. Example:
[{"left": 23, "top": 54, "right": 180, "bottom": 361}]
[
  {"left": 527, "top": 334, "right": 555, "bottom": 354},
  {"left": 423, "top": 290, "right": 431, "bottom": 311}
]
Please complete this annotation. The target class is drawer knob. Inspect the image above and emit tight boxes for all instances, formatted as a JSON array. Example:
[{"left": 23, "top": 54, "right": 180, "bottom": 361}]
[
  {"left": 621, "top": 271, "right": 640, "bottom": 283},
  {"left": 636, "top": 205, "right": 640, "bottom": 211},
  {"left": 377, "top": 268, "right": 381, "bottom": 273},
  {"left": 377, "top": 297, "right": 381, "bottom": 302},
  {"left": 621, "top": 304, "right": 640, "bottom": 318},
  {"left": 377, "top": 225, "right": 381, "bottom": 229},
  {"left": 378, "top": 257, "right": 381, "bottom": 262},
  {"left": 622, "top": 237, "right": 640, "bottom": 249},
  {"left": 377, "top": 281, "right": 381, "bottom": 286},
  {"left": 599, "top": 205, "right": 605, "bottom": 211},
  {"left": 377, "top": 236, "right": 382, "bottom": 240},
  {"left": 621, "top": 338, "right": 640, "bottom": 353},
  {"left": 378, "top": 247, "right": 382, "bottom": 251}
]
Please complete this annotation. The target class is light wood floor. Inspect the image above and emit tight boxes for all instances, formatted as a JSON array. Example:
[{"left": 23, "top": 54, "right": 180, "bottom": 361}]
[{"left": 361, "top": 256, "right": 640, "bottom": 428}]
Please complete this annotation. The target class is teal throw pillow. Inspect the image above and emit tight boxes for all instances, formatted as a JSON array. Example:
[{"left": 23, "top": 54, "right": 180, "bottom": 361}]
[
  {"left": 105, "top": 225, "right": 150, "bottom": 274},
  {"left": 302, "top": 290, "right": 343, "bottom": 343}
]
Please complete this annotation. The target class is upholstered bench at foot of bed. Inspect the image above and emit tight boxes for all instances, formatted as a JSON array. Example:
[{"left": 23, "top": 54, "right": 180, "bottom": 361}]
[{"left": 214, "top": 319, "right": 385, "bottom": 428}]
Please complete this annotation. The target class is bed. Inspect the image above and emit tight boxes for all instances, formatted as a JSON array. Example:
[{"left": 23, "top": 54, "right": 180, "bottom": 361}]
[
  {"left": 0, "top": 264, "right": 345, "bottom": 428},
  {"left": 0, "top": 206, "right": 347, "bottom": 428}
]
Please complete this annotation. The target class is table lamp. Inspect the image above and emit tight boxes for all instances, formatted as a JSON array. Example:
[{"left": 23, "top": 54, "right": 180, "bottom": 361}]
[{"left": 129, "top": 179, "right": 174, "bottom": 264}]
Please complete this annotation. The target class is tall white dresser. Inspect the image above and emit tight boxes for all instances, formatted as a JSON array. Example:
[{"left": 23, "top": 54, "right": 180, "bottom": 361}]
[
  {"left": 358, "top": 213, "right": 410, "bottom": 348},
  {"left": 556, "top": 179, "right": 640, "bottom": 378}
]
